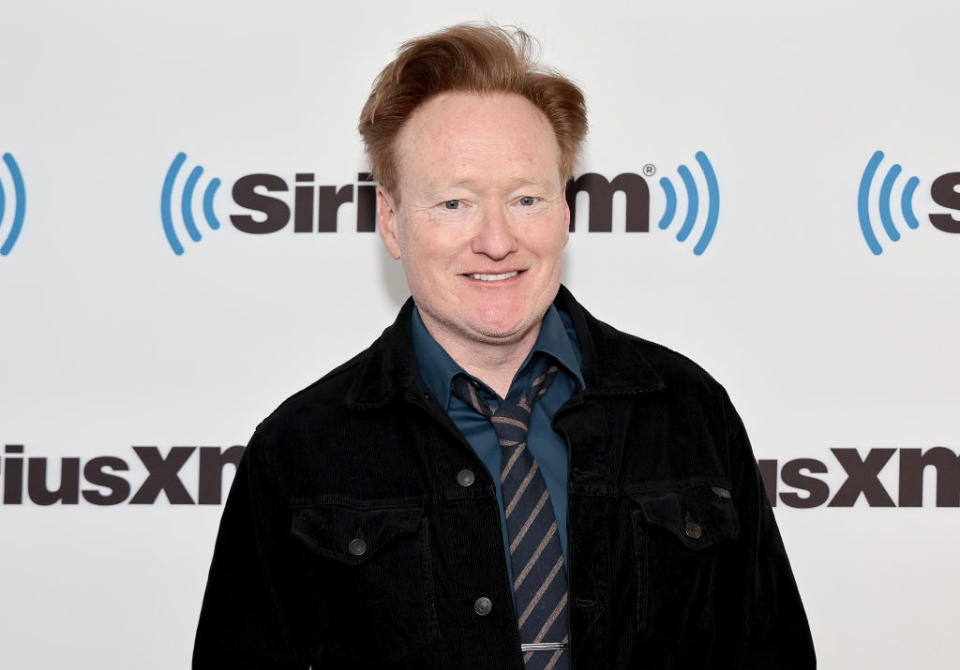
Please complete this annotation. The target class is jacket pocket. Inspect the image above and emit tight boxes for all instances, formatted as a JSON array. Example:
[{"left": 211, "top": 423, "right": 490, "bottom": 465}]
[
  {"left": 629, "top": 483, "right": 739, "bottom": 641},
  {"left": 291, "top": 502, "right": 439, "bottom": 662}
]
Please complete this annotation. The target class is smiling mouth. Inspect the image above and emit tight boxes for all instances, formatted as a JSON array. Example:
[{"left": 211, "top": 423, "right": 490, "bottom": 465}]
[{"left": 465, "top": 271, "right": 521, "bottom": 281}]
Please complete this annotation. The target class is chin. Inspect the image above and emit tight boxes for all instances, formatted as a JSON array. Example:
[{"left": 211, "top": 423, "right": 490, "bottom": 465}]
[{"left": 468, "top": 311, "right": 539, "bottom": 343}]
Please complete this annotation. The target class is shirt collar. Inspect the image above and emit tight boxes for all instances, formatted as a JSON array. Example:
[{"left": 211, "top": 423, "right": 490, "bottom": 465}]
[
  {"left": 346, "top": 286, "right": 665, "bottom": 410},
  {"left": 411, "top": 304, "right": 584, "bottom": 411}
]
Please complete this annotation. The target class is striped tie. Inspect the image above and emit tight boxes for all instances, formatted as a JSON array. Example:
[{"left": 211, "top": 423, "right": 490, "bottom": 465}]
[{"left": 451, "top": 358, "right": 570, "bottom": 670}]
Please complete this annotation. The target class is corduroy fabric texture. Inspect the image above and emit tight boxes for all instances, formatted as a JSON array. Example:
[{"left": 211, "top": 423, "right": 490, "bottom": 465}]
[{"left": 193, "top": 286, "right": 816, "bottom": 669}]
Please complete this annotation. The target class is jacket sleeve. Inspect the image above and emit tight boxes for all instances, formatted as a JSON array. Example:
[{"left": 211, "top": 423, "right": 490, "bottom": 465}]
[
  {"left": 193, "top": 430, "right": 308, "bottom": 669},
  {"left": 723, "top": 398, "right": 817, "bottom": 669}
]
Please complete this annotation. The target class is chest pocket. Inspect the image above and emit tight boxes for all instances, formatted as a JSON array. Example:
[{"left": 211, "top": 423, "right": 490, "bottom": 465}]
[
  {"left": 629, "top": 483, "right": 740, "bottom": 641},
  {"left": 291, "top": 502, "right": 439, "bottom": 663}
]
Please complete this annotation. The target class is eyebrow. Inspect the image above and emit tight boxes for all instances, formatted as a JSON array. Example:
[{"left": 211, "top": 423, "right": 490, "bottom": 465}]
[{"left": 433, "top": 175, "right": 554, "bottom": 191}]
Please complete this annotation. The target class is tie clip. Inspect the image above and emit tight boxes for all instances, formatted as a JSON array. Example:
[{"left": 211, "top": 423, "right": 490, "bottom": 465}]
[{"left": 521, "top": 642, "right": 569, "bottom": 652}]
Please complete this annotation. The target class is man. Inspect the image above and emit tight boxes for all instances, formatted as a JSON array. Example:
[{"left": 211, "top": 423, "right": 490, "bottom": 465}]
[{"left": 194, "top": 24, "right": 815, "bottom": 669}]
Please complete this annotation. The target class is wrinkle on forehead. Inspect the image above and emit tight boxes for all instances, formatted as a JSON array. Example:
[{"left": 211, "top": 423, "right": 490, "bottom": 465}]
[{"left": 393, "top": 91, "right": 563, "bottom": 200}]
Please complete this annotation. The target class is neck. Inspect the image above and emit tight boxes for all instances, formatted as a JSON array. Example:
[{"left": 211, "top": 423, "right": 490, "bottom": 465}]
[{"left": 422, "top": 318, "right": 543, "bottom": 399}]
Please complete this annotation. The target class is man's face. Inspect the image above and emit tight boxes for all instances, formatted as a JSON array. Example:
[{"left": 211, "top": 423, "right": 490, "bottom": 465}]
[{"left": 378, "top": 91, "right": 570, "bottom": 353}]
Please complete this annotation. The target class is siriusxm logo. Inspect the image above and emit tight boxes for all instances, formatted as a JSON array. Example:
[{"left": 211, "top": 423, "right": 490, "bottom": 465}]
[
  {"left": 160, "top": 152, "right": 223, "bottom": 255},
  {"left": 760, "top": 446, "right": 960, "bottom": 508},
  {"left": 1, "top": 443, "right": 242, "bottom": 506},
  {"left": 0, "top": 152, "right": 26, "bottom": 256},
  {"left": 857, "top": 150, "right": 960, "bottom": 255},
  {"left": 566, "top": 150, "right": 720, "bottom": 255},
  {"left": 10, "top": 439, "right": 955, "bottom": 510},
  {"left": 161, "top": 150, "right": 721, "bottom": 255},
  {"left": 159, "top": 152, "right": 377, "bottom": 255}
]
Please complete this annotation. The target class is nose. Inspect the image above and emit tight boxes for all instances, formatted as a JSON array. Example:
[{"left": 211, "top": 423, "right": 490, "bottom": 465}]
[{"left": 470, "top": 204, "right": 518, "bottom": 259}]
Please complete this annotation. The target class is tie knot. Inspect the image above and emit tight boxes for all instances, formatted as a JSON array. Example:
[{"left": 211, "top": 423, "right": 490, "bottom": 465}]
[
  {"left": 450, "top": 374, "right": 495, "bottom": 417},
  {"left": 450, "top": 358, "right": 560, "bottom": 423}
]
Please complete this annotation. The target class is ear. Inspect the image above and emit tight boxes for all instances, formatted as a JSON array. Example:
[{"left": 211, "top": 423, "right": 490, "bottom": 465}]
[
  {"left": 377, "top": 187, "right": 402, "bottom": 259},
  {"left": 561, "top": 187, "right": 571, "bottom": 247}
]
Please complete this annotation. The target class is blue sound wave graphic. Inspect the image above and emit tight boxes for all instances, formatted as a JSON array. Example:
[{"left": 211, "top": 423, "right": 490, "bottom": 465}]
[
  {"left": 657, "top": 151, "right": 719, "bottom": 255},
  {"left": 857, "top": 150, "right": 921, "bottom": 255},
  {"left": 0, "top": 153, "right": 26, "bottom": 256},
  {"left": 160, "top": 152, "right": 222, "bottom": 255}
]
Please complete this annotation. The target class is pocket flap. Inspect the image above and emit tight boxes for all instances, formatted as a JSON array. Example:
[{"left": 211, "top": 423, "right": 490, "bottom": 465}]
[
  {"left": 630, "top": 484, "right": 739, "bottom": 550},
  {"left": 291, "top": 504, "right": 425, "bottom": 565}
]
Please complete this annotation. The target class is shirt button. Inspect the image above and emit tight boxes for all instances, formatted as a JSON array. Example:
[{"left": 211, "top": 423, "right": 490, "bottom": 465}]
[
  {"left": 348, "top": 538, "right": 367, "bottom": 556},
  {"left": 473, "top": 596, "right": 493, "bottom": 616},
  {"left": 456, "top": 469, "right": 475, "bottom": 487},
  {"left": 684, "top": 520, "right": 702, "bottom": 540}
]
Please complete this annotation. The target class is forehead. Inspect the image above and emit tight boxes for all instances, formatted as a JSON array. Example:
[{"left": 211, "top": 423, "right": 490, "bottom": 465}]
[{"left": 393, "top": 91, "right": 562, "bottom": 191}]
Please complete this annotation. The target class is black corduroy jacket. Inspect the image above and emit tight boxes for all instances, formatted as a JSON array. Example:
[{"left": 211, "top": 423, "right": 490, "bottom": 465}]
[{"left": 193, "top": 286, "right": 815, "bottom": 669}]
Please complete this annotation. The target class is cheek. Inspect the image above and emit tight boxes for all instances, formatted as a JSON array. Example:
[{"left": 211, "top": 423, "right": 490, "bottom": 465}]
[
  {"left": 395, "top": 215, "right": 431, "bottom": 260},
  {"left": 536, "top": 220, "right": 570, "bottom": 259},
  {"left": 407, "top": 221, "right": 470, "bottom": 263},
  {"left": 398, "top": 229, "right": 463, "bottom": 289}
]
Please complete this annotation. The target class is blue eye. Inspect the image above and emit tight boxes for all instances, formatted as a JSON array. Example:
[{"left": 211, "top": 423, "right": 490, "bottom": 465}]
[
  {"left": 519, "top": 196, "right": 536, "bottom": 206},
  {"left": 443, "top": 200, "right": 461, "bottom": 210}
]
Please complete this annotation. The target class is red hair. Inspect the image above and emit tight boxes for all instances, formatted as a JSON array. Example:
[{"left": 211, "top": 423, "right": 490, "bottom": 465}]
[{"left": 358, "top": 23, "right": 587, "bottom": 198}]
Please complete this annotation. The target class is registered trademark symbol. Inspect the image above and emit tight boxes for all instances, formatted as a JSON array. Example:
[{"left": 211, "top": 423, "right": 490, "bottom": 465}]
[{"left": 643, "top": 163, "right": 656, "bottom": 177}]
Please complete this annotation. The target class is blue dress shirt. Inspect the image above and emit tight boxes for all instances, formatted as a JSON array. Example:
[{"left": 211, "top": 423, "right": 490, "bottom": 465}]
[{"left": 411, "top": 305, "right": 583, "bottom": 588}]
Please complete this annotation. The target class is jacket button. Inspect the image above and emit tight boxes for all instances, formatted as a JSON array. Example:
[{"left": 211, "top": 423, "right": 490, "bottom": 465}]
[
  {"left": 457, "top": 469, "right": 475, "bottom": 487},
  {"left": 684, "top": 520, "right": 702, "bottom": 540},
  {"left": 473, "top": 596, "right": 493, "bottom": 616},
  {"left": 348, "top": 538, "right": 367, "bottom": 556}
]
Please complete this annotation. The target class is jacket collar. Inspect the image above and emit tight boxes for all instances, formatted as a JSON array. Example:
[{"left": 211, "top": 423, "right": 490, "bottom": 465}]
[{"left": 346, "top": 284, "right": 665, "bottom": 409}]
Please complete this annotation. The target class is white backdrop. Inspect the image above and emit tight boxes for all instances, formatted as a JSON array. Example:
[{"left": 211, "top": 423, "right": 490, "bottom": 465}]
[{"left": 1, "top": 0, "right": 958, "bottom": 667}]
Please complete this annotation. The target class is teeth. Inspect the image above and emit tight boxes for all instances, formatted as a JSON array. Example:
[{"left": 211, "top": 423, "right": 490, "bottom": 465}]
[{"left": 468, "top": 271, "right": 519, "bottom": 281}]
